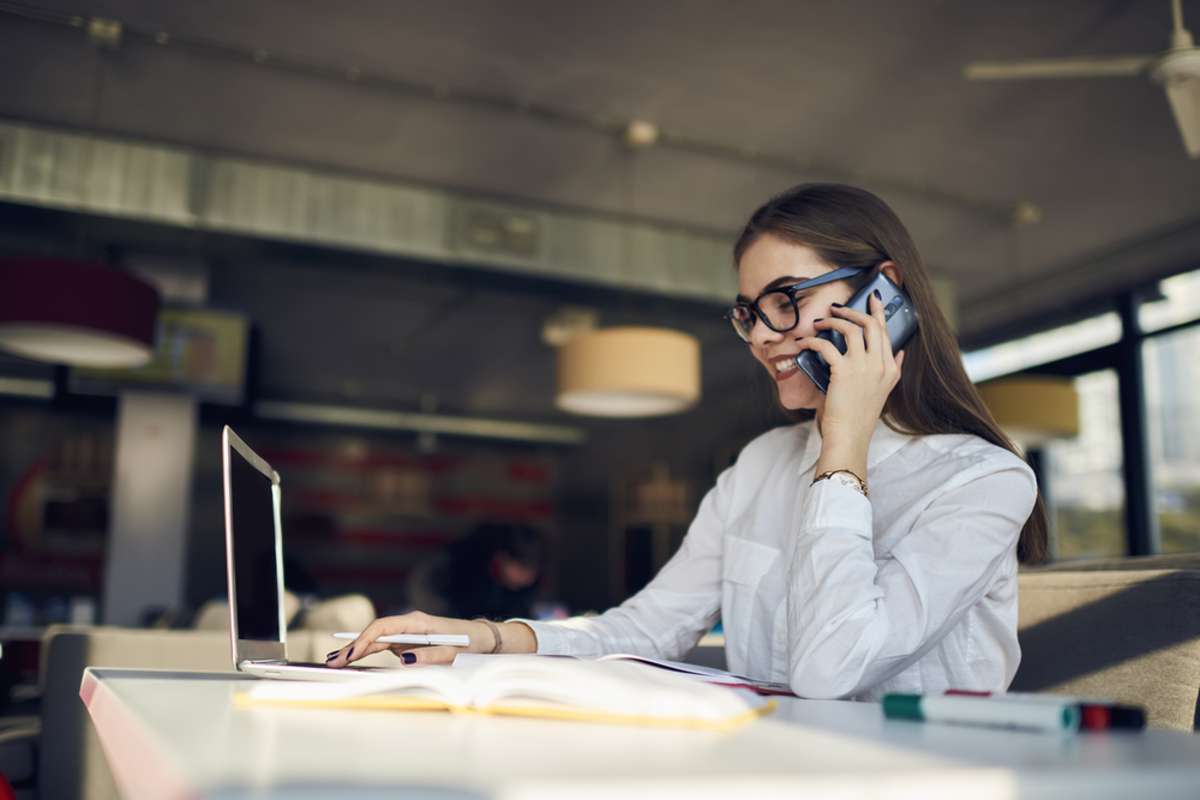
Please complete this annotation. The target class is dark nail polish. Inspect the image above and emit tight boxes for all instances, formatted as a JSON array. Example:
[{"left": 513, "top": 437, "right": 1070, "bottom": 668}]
[
  {"left": 813, "top": 318, "right": 824, "bottom": 323},
  {"left": 831, "top": 303, "right": 844, "bottom": 308},
  {"left": 402, "top": 652, "right": 417, "bottom": 665},
  {"left": 873, "top": 289, "right": 882, "bottom": 300},
  {"left": 325, "top": 650, "right": 339, "bottom": 660}
]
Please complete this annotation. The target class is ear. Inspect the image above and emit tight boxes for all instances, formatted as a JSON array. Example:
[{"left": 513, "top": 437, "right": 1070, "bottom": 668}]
[{"left": 879, "top": 260, "right": 902, "bottom": 286}]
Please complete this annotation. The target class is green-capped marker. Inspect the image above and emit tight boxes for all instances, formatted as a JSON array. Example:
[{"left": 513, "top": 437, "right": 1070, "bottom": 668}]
[
  {"left": 881, "top": 692, "right": 1079, "bottom": 733},
  {"left": 882, "top": 693, "right": 924, "bottom": 721}
]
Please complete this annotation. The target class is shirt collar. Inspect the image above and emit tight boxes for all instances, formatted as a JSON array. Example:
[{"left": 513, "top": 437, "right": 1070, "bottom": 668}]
[{"left": 796, "top": 416, "right": 911, "bottom": 477}]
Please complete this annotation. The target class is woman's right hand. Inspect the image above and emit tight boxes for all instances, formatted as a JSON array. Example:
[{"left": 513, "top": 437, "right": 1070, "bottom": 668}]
[{"left": 324, "top": 611, "right": 535, "bottom": 668}]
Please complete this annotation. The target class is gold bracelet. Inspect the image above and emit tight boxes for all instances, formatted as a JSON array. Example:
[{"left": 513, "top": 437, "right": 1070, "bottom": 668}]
[
  {"left": 475, "top": 618, "right": 503, "bottom": 654},
  {"left": 812, "top": 469, "right": 869, "bottom": 498}
]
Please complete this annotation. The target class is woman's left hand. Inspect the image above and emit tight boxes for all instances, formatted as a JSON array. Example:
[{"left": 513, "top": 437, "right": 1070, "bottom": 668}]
[{"left": 797, "top": 292, "right": 906, "bottom": 449}]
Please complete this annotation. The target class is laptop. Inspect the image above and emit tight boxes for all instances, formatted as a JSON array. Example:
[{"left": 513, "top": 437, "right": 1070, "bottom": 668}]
[{"left": 222, "top": 425, "right": 386, "bottom": 681}]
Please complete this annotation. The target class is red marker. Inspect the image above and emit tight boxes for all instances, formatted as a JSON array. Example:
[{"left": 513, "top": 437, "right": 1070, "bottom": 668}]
[{"left": 945, "top": 690, "right": 1145, "bottom": 731}]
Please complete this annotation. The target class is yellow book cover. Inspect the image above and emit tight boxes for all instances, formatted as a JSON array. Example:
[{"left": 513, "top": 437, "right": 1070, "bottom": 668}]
[{"left": 235, "top": 654, "right": 775, "bottom": 731}]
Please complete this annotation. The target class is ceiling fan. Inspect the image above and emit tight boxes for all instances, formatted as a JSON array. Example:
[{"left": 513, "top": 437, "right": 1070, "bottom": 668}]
[{"left": 963, "top": 0, "right": 1200, "bottom": 158}]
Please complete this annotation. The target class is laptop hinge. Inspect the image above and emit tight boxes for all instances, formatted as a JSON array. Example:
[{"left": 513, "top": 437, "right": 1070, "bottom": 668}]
[{"left": 242, "top": 658, "right": 288, "bottom": 668}]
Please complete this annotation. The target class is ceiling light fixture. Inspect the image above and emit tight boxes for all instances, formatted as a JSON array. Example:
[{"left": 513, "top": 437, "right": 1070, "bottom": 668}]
[
  {"left": 624, "top": 120, "right": 660, "bottom": 149},
  {"left": 555, "top": 326, "right": 700, "bottom": 417},
  {"left": 977, "top": 376, "right": 1080, "bottom": 448},
  {"left": 0, "top": 258, "right": 161, "bottom": 368}
]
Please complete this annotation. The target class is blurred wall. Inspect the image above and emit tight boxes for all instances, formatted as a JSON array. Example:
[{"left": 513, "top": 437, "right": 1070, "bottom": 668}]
[{"left": 0, "top": 204, "right": 782, "bottom": 621}]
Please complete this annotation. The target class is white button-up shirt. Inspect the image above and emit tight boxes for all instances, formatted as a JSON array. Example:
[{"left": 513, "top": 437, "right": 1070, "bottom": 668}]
[{"left": 526, "top": 418, "right": 1038, "bottom": 700}]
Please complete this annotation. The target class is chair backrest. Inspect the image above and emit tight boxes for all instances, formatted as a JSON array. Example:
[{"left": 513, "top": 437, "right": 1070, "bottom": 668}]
[
  {"left": 40, "top": 626, "right": 234, "bottom": 800},
  {"left": 1013, "top": 568, "right": 1200, "bottom": 731},
  {"left": 1032, "top": 553, "right": 1200, "bottom": 573}
]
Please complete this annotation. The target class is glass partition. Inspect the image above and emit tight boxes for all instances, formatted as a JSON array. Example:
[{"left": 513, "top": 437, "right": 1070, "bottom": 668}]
[
  {"left": 1043, "top": 370, "right": 1126, "bottom": 559},
  {"left": 1143, "top": 325, "right": 1200, "bottom": 553}
]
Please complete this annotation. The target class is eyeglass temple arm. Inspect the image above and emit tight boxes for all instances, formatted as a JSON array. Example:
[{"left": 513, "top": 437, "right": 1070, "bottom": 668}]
[{"left": 792, "top": 265, "right": 869, "bottom": 291}]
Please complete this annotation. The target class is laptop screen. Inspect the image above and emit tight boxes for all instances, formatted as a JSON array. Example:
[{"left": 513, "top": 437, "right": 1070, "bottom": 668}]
[{"left": 228, "top": 439, "right": 283, "bottom": 642}]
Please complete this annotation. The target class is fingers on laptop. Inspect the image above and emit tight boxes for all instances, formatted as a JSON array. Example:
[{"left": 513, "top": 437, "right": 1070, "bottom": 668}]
[
  {"left": 325, "top": 640, "right": 388, "bottom": 667},
  {"left": 328, "top": 635, "right": 399, "bottom": 667}
]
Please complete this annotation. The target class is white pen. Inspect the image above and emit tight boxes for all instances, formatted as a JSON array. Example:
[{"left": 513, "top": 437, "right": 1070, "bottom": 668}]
[{"left": 332, "top": 632, "right": 470, "bottom": 647}]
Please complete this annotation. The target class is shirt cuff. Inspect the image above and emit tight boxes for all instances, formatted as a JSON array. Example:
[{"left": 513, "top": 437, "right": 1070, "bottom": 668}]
[
  {"left": 801, "top": 477, "right": 873, "bottom": 538},
  {"left": 507, "top": 618, "right": 571, "bottom": 655}
]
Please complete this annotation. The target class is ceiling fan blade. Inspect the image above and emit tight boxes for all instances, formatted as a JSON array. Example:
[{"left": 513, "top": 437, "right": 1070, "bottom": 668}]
[
  {"left": 964, "top": 55, "right": 1156, "bottom": 80},
  {"left": 1163, "top": 78, "right": 1200, "bottom": 157}
]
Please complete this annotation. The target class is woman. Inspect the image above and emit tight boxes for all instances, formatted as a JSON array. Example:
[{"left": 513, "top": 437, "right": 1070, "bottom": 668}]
[{"left": 328, "top": 183, "right": 1046, "bottom": 700}]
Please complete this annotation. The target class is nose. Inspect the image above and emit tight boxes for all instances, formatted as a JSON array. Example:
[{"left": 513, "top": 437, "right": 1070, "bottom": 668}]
[{"left": 747, "top": 310, "right": 785, "bottom": 348}]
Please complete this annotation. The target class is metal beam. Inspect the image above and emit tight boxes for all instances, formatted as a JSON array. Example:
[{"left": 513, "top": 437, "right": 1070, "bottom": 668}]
[
  {"left": 1115, "top": 292, "right": 1159, "bottom": 556},
  {"left": 254, "top": 400, "right": 586, "bottom": 446}
]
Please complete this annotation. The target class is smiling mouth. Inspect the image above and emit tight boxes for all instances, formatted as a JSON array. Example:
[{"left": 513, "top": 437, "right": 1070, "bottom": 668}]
[{"left": 772, "top": 355, "right": 801, "bottom": 379}]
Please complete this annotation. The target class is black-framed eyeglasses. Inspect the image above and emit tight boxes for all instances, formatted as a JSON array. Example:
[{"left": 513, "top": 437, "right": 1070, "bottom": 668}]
[{"left": 724, "top": 265, "right": 867, "bottom": 342}]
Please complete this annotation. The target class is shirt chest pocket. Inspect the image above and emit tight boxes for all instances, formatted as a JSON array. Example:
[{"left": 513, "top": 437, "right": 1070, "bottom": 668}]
[
  {"left": 721, "top": 535, "right": 779, "bottom": 662},
  {"left": 724, "top": 536, "right": 778, "bottom": 584}
]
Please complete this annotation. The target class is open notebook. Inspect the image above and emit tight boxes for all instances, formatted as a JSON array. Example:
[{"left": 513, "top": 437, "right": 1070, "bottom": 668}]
[
  {"left": 235, "top": 654, "right": 775, "bottom": 731},
  {"left": 589, "top": 654, "right": 794, "bottom": 696}
]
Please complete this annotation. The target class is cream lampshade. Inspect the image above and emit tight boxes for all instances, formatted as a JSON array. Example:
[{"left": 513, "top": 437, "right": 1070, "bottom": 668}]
[
  {"left": 977, "top": 376, "right": 1080, "bottom": 447},
  {"left": 556, "top": 326, "right": 700, "bottom": 417}
]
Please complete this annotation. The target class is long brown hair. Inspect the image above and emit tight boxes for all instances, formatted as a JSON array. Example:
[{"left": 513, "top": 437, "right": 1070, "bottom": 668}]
[{"left": 734, "top": 183, "right": 1047, "bottom": 564}]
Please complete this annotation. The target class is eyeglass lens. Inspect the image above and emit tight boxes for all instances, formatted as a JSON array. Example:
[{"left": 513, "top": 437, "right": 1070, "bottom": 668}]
[{"left": 729, "top": 289, "right": 800, "bottom": 341}]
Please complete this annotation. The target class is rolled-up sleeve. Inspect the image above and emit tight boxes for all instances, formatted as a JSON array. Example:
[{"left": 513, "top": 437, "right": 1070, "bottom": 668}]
[
  {"left": 520, "top": 465, "right": 735, "bottom": 659},
  {"left": 785, "top": 460, "right": 1037, "bottom": 699}
]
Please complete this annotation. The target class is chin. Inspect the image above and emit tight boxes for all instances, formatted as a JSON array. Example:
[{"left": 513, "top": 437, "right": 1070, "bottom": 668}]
[{"left": 775, "top": 374, "right": 822, "bottom": 411}]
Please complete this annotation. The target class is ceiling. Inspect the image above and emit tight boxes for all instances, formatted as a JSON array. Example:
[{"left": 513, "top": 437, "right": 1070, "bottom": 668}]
[{"left": 2, "top": 0, "right": 1199, "bottom": 423}]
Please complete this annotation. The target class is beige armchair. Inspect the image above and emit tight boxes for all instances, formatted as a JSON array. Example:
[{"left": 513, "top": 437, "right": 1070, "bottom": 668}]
[{"left": 1014, "top": 562, "right": 1200, "bottom": 731}]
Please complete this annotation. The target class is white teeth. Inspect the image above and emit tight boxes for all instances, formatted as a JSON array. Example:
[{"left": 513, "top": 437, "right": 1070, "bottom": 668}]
[{"left": 774, "top": 358, "right": 797, "bottom": 372}]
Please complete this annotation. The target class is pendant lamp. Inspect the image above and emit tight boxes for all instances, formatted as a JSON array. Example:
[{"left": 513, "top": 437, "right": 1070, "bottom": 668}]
[
  {"left": 0, "top": 258, "right": 160, "bottom": 368},
  {"left": 977, "top": 376, "right": 1080, "bottom": 447},
  {"left": 556, "top": 326, "right": 700, "bottom": 417}
]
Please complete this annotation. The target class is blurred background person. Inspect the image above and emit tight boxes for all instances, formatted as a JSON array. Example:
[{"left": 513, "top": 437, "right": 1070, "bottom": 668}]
[{"left": 405, "top": 521, "right": 546, "bottom": 620}]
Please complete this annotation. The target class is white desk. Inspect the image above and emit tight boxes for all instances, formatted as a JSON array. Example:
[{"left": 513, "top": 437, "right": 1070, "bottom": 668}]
[{"left": 81, "top": 668, "right": 1200, "bottom": 800}]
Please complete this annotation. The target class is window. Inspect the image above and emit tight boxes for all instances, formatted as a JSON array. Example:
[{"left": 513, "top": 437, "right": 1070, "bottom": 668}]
[
  {"left": 1139, "top": 267, "right": 1200, "bottom": 334},
  {"left": 962, "top": 313, "right": 1121, "bottom": 383},
  {"left": 1143, "top": 324, "right": 1200, "bottom": 553},
  {"left": 1042, "top": 370, "right": 1126, "bottom": 560}
]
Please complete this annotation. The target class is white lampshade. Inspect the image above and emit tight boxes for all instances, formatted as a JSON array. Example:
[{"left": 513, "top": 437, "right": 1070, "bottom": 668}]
[{"left": 556, "top": 326, "right": 700, "bottom": 417}]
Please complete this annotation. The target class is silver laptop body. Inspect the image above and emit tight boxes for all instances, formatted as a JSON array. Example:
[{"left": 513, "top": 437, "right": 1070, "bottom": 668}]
[{"left": 222, "top": 425, "right": 383, "bottom": 681}]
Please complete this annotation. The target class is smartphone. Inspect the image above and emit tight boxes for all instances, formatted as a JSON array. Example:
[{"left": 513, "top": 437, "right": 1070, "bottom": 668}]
[
  {"left": 333, "top": 632, "right": 470, "bottom": 646},
  {"left": 795, "top": 270, "right": 918, "bottom": 393}
]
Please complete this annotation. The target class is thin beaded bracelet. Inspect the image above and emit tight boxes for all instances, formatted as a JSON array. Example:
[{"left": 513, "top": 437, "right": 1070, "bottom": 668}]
[{"left": 475, "top": 618, "right": 503, "bottom": 654}]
